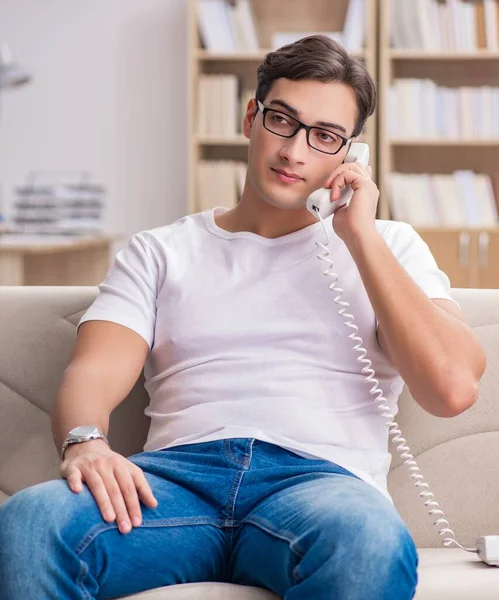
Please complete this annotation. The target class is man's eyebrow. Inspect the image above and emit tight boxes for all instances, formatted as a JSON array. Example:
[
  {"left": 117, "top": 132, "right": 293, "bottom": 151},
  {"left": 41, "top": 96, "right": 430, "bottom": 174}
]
[{"left": 268, "top": 98, "right": 348, "bottom": 134}]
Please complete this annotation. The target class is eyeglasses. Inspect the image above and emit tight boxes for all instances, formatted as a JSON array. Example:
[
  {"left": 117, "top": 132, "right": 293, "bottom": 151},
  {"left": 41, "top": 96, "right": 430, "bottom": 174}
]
[{"left": 256, "top": 100, "right": 353, "bottom": 156}]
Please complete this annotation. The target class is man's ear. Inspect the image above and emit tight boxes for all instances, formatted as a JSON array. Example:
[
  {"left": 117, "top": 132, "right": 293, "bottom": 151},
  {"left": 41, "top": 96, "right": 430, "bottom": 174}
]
[{"left": 242, "top": 98, "right": 258, "bottom": 139}]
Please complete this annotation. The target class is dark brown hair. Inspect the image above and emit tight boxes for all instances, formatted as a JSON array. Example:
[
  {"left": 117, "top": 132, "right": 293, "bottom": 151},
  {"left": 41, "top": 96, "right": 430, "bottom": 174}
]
[{"left": 256, "top": 35, "right": 377, "bottom": 137}]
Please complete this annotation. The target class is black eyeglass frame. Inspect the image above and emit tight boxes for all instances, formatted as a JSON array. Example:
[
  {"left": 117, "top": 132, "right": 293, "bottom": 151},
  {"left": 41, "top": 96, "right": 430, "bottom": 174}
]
[{"left": 256, "top": 99, "right": 354, "bottom": 155}]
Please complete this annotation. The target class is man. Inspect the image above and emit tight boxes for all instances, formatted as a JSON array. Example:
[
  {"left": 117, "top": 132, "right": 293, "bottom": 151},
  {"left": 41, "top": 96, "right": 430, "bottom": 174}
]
[{"left": 0, "top": 35, "right": 486, "bottom": 600}]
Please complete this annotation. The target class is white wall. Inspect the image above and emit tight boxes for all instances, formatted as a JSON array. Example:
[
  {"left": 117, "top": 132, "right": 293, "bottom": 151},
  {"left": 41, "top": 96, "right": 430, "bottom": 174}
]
[{"left": 0, "top": 0, "right": 188, "bottom": 240}]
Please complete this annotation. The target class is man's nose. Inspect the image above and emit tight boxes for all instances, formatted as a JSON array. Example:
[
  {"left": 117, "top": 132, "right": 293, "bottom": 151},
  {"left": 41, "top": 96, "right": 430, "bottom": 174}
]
[{"left": 278, "top": 127, "right": 308, "bottom": 163}]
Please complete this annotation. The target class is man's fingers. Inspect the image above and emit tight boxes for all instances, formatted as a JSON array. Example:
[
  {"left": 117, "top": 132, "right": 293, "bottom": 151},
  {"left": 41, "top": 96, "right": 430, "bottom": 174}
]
[
  {"left": 115, "top": 469, "right": 143, "bottom": 528},
  {"left": 133, "top": 470, "right": 158, "bottom": 509},
  {"left": 65, "top": 467, "right": 83, "bottom": 493},
  {"left": 332, "top": 174, "right": 348, "bottom": 199},
  {"left": 99, "top": 469, "right": 134, "bottom": 534},
  {"left": 61, "top": 452, "right": 157, "bottom": 536},
  {"left": 82, "top": 468, "right": 117, "bottom": 525},
  {"left": 327, "top": 162, "right": 369, "bottom": 190},
  {"left": 332, "top": 167, "right": 371, "bottom": 199}
]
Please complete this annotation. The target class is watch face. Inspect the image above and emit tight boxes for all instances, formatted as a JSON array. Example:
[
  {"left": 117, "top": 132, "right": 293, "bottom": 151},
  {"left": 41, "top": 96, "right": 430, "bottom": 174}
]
[{"left": 71, "top": 425, "right": 99, "bottom": 437}]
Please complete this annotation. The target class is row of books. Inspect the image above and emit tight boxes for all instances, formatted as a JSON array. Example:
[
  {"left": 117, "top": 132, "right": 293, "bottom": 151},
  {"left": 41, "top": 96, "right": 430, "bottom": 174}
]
[
  {"left": 197, "top": 0, "right": 258, "bottom": 52},
  {"left": 388, "top": 79, "right": 499, "bottom": 139},
  {"left": 388, "top": 171, "right": 498, "bottom": 227},
  {"left": 197, "top": 75, "right": 254, "bottom": 136},
  {"left": 196, "top": 160, "right": 246, "bottom": 211},
  {"left": 391, "top": 0, "right": 499, "bottom": 51},
  {"left": 196, "top": 0, "right": 365, "bottom": 53}
]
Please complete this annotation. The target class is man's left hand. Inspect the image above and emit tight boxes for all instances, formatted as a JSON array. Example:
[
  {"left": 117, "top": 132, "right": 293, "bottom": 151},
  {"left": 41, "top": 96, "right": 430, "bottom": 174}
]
[{"left": 324, "top": 162, "right": 379, "bottom": 245}]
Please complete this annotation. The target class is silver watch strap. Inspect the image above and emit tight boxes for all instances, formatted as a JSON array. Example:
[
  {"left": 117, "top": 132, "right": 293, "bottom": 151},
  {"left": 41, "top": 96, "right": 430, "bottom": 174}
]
[{"left": 61, "top": 429, "right": 109, "bottom": 460}]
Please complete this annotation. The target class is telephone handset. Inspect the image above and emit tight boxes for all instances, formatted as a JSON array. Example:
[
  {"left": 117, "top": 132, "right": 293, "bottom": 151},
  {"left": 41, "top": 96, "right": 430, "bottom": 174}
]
[
  {"left": 306, "top": 142, "right": 370, "bottom": 220},
  {"left": 306, "top": 142, "right": 494, "bottom": 563}
]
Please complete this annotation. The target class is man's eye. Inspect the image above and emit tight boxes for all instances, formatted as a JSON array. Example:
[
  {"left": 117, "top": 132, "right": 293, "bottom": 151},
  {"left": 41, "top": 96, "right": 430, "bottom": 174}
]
[
  {"left": 272, "top": 114, "right": 291, "bottom": 125},
  {"left": 316, "top": 131, "right": 337, "bottom": 143}
]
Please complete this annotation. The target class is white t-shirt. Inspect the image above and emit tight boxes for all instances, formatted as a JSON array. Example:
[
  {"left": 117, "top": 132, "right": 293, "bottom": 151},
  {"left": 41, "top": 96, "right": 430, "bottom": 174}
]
[{"left": 78, "top": 207, "right": 459, "bottom": 504}]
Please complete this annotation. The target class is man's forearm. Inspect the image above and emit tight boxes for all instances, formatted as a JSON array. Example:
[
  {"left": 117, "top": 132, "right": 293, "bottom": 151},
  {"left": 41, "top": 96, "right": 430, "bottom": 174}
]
[
  {"left": 51, "top": 364, "right": 111, "bottom": 455},
  {"left": 345, "top": 229, "right": 486, "bottom": 416}
]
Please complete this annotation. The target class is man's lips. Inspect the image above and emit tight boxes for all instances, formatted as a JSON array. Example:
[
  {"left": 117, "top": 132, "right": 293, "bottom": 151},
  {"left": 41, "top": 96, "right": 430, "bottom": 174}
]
[{"left": 271, "top": 168, "right": 305, "bottom": 181}]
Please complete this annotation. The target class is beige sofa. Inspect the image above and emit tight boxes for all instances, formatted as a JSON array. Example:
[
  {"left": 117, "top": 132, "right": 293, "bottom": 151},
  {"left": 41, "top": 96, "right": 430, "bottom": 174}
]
[{"left": 1, "top": 286, "right": 499, "bottom": 599}]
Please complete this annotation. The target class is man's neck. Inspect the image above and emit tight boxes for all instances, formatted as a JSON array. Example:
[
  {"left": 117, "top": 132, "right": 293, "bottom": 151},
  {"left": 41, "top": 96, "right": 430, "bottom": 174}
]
[{"left": 214, "top": 189, "right": 318, "bottom": 240}]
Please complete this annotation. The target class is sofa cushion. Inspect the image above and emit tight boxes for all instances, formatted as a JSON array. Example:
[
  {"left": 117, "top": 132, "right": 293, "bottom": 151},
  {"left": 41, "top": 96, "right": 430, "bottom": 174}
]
[
  {"left": 121, "top": 582, "right": 278, "bottom": 599},
  {"left": 415, "top": 548, "right": 499, "bottom": 599},
  {"left": 113, "top": 549, "right": 498, "bottom": 599}
]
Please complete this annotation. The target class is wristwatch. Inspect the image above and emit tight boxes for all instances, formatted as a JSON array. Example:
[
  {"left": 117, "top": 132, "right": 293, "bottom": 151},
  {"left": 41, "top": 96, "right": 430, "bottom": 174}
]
[{"left": 61, "top": 425, "right": 109, "bottom": 459}]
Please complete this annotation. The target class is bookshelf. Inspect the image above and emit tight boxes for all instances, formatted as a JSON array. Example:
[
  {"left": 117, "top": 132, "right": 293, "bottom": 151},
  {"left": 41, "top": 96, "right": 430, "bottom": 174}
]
[
  {"left": 187, "top": 0, "right": 378, "bottom": 215},
  {"left": 378, "top": 0, "right": 499, "bottom": 289}
]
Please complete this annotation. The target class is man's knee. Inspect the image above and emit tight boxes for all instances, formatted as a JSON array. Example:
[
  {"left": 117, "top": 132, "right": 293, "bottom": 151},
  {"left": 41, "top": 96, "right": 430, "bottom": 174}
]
[
  {"left": 0, "top": 479, "right": 100, "bottom": 549},
  {"left": 351, "top": 508, "right": 417, "bottom": 566},
  {"left": 320, "top": 495, "right": 416, "bottom": 559},
  {"left": 310, "top": 502, "right": 418, "bottom": 595},
  {"left": 287, "top": 482, "right": 416, "bottom": 573}
]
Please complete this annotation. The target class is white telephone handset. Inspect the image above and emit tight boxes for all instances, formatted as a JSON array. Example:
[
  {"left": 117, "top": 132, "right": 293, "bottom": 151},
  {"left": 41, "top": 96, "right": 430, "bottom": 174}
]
[
  {"left": 306, "top": 142, "right": 370, "bottom": 220},
  {"left": 306, "top": 140, "right": 491, "bottom": 562}
]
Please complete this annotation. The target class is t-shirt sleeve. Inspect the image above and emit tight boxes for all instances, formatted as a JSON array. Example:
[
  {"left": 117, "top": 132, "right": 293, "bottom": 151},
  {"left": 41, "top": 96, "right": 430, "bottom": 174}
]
[
  {"left": 376, "top": 222, "right": 460, "bottom": 329},
  {"left": 77, "top": 231, "right": 165, "bottom": 350},
  {"left": 393, "top": 222, "right": 459, "bottom": 305}
]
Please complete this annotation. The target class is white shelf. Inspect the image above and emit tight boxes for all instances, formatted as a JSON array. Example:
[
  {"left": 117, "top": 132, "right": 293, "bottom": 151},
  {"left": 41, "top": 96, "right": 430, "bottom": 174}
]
[
  {"left": 198, "top": 49, "right": 366, "bottom": 61},
  {"left": 196, "top": 135, "right": 248, "bottom": 146},
  {"left": 411, "top": 226, "right": 499, "bottom": 233},
  {"left": 390, "top": 139, "right": 499, "bottom": 147},
  {"left": 390, "top": 50, "right": 499, "bottom": 60},
  {"left": 197, "top": 50, "right": 271, "bottom": 61}
]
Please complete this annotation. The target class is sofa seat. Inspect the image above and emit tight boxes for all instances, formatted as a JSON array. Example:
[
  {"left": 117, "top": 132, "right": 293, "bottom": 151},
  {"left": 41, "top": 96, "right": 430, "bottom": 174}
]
[
  {"left": 119, "top": 548, "right": 499, "bottom": 600},
  {"left": 414, "top": 548, "right": 499, "bottom": 599},
  {"left": 119, "top": 549, "right": 497, "bottom": 599},
  {"left": 122, "top": 582, "right": 278, "bottom": 599}
]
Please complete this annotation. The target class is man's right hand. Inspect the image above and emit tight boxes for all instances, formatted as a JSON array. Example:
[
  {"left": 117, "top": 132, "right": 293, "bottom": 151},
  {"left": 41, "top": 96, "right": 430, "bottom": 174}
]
[{"left": 60, "top": 439, "right": 158, "bottom": 534}]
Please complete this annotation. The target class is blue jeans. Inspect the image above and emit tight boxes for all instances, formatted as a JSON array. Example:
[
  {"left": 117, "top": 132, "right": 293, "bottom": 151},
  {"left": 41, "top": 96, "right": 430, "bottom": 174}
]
[{"left": 0, "top": 438, "right": 418, "bottom": 599}]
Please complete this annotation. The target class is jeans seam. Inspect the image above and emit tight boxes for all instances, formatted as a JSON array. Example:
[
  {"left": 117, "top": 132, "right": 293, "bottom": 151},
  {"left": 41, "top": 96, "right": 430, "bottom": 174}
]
[
  {"left": 240, "top": 515, "right": 305, "bottom": 559},
  {"left": 240, "top": 515, "right": 305, "bottom": 584},
  {"left": 76, "top": 559, "right": 92, "bottom": 599},
  {"left": 224, "top": 439, "right": 249, "bottom": 469},
  {"left": 222, "top": 469, "right": 245, "bottom": 525},
  {"left": 74, "top": 516, "right": 227, "bottom": 557}
]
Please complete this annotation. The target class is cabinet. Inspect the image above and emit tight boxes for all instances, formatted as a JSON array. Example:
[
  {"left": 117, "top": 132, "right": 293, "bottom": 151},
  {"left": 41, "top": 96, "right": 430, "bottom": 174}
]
[
  {"left": 0, "top": 236, "right": 114, "bottom": 286},
  {"left": 417, "top": 228, "right": 499, "bottom": 289}
]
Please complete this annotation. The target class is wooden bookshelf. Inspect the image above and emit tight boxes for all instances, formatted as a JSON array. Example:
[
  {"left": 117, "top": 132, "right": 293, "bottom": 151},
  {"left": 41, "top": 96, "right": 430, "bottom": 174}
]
[
  {"left": 195, "top": 135, "right": 251, "bottom": 146},
  {"left": 378, "top": 0, "right": 499, "bottom": 288},
  {"left": 390, "top": 50, "right": 499, "bottom": 60},
  {"left": 390, "top": 139, "right": 499, "bottom": 147},
  {"left": 198, "top": 50, "right": 271, "bottom": 61},
  {"left": 198, "top": 48, "right": 367, "bottom": 61},
  {"left": 187, "top": 0, "right": 378, "bottom": 214}
]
